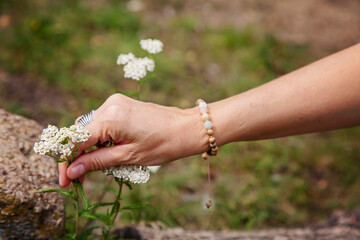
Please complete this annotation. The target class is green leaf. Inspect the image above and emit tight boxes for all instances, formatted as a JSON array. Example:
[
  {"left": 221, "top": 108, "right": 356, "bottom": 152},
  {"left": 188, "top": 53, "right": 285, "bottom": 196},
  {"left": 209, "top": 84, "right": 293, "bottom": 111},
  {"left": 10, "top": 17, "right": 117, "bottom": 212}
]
[
  {"left": 102, "top": 233, "right": 116, "bottom": 240},
  {"left": 75, "top": 181, "right": 89, "bottom": 209},
  {"left": 110, "top": 201, "right": 120, "bottom": 216},
  {"left": 123, "top": 181, "right": 133, "bottom": 190},
  {"left": 36, "top": 188, "right": 74, "bottom": 199},
  {"left": 101, "top": 226, "right": 111, "bottom": 240},
  {"left": 72, "top": 148, "right": 80, "bottom": 156},
  {"left": 60, "top": 137, "right": 70, "bottom": 145},
  {"left": 96, "top": 140, "right": 115, "bottom": 148},
  {"left": 80, "top": 212, "right": 111, "bottom": 225},
  {"left": 86, "top": 202, "right": 114, "bottom": 211},
  {"left": 78, "top": 225, "right": 104, "bottom": 240},
  {"left": 120, "top": 202, "right": 151, "bottom": 211}
]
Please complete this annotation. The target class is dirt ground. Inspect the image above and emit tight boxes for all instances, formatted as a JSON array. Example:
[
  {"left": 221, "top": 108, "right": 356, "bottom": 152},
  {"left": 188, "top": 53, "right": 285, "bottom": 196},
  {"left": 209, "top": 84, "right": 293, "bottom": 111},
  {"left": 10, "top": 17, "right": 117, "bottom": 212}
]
[{"left": 143, "top": 0, "right": 360, "bottom": 53}]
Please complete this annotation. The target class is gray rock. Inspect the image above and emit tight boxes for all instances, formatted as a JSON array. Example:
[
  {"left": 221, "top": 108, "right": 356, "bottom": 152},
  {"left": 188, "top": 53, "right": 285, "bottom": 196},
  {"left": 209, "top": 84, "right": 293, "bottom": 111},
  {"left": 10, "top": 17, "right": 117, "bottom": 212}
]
[{"left": 0, "top": 109, "right": 65, "bottom": 239}]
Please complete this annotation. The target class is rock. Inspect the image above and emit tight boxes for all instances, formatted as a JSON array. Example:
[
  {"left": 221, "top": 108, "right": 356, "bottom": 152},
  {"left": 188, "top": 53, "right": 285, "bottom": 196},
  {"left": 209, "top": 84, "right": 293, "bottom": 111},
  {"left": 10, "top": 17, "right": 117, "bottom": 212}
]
[{"left": 0, "top": 109, "right": 65, "bottom": 239}]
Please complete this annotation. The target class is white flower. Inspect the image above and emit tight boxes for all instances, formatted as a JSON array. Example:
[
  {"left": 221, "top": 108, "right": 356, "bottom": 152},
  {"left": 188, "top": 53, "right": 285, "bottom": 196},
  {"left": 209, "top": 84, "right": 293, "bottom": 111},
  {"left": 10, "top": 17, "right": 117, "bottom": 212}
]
[
  {"left": 40, "top": 125, "right": 58, "bottom": 141},
  {"left": 122, "top": 57, "right": 155, "bottom": 81},
  {"left": 140, "top": 39, "right": 163, "bottom": 54},
  {"left": 123, "top": 58, "right": 148, "bottom": 81},
  {"left": 104, "top": 165, "right": 150, "bottom": 184},
  {"left": 138, "top": 57, "right": 155, "bottom": 72},
  {"left": 116, "top": 53, "right": 136, "bottom": 65},
  {"left": 33, "top": 124, "right": 90, "bottom": 157}
]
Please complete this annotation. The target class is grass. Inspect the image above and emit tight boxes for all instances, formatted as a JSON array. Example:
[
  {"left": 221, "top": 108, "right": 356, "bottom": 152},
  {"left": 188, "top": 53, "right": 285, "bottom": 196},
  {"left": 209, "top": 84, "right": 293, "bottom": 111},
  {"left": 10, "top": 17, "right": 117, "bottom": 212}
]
[{"left": 1, "top": 0, "right": 360, "bottom": 231}]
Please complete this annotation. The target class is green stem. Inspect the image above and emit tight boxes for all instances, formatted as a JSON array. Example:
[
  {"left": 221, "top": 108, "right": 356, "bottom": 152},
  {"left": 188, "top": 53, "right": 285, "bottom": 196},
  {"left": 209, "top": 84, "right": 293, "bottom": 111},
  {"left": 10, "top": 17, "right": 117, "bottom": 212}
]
[
  {"left": 105, "top": 178, "right": 123, "bottom": 238},
  {"left": 46, "top": 153, "right": 63, "bottom": 161},
  {"left": 111, "top": 178, "right": 123, "bottom": 225},
  {"left": 136, "top": 81, "right": 141, "bottom": 100},
  {"left": 72, "top": 179, "right": 80, "bottom": 239}
]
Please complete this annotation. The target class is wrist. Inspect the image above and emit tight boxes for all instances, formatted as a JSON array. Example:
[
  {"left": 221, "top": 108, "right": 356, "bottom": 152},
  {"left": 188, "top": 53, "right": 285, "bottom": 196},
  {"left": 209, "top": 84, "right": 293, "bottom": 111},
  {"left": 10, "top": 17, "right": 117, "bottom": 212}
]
[
  {"left": 163, "top": 100, "right": 232, "bottom": 162},
  {"left": 177, "top": 107, "right": 210, "bottom": 157}
]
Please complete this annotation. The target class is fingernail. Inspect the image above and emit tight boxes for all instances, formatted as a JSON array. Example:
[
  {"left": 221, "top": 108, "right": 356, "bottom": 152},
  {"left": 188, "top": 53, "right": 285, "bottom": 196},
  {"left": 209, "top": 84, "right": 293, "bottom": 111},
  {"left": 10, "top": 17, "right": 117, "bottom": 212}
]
[
  {"left": 59, "top": 174, "right": 63, "bottom": 186},
  {"left": 69, "top": 164, "right": 85, "bottom": 179}
]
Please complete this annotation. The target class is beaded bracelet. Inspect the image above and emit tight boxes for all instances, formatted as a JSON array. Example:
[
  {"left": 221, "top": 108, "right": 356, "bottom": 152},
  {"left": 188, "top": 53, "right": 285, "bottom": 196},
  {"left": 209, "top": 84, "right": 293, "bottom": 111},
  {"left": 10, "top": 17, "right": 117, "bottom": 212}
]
[
  {"left": 196, "top": 99, "right": 218, "bottom": 158},
  {"left": 196, "top": 99, "right": 218, "bottom": 208}
]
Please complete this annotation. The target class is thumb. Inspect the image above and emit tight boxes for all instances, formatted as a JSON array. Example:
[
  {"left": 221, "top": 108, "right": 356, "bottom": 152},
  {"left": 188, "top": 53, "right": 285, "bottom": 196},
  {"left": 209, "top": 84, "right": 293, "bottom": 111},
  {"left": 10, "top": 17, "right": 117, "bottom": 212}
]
[{"left": 66, "top": 144, "right": 129, "bottom": 180}]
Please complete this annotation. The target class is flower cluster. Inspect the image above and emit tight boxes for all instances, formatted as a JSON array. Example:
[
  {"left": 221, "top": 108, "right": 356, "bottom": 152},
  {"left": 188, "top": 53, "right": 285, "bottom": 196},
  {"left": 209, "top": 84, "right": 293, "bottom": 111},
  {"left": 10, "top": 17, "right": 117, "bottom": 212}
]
[
  {"left": 116, "top": 38, "right": 163, "bottom": 81},
  {"left": 33, "top": 124, "right": 90, "bottom": 157},
  {"left": 104, "top": 165, "right": 150, "bottom": 184},
  {"left": 140, "top": 39, "right": 163, "bottom": 54},
  {"left": 123, "top": 57, "right": 155, "bottom": 80}
]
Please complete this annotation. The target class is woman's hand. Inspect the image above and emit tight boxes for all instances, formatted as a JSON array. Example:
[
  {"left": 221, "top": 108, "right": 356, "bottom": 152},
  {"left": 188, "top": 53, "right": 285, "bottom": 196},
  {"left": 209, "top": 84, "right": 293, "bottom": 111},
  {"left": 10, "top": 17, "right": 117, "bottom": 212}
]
[{"left": 58, "top": 94, "right": 209, "bottom": 187}]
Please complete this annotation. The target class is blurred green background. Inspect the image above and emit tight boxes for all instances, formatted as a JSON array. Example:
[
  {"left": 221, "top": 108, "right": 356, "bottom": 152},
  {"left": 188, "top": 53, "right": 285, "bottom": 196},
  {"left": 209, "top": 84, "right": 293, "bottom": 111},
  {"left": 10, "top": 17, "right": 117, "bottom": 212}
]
[{"left": 1, "top": 0, "right": 360, "bottom": 231}]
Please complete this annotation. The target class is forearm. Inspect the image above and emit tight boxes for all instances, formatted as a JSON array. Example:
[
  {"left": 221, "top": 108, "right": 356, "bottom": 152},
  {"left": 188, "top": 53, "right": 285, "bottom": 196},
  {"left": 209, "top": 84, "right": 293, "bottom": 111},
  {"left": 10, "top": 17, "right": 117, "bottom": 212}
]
[
  {"left": 59, "top": 44, "right": 360, "bottom": 182},
  {"left": 205, "top": 43, "right": 360, "bottom": 146}
]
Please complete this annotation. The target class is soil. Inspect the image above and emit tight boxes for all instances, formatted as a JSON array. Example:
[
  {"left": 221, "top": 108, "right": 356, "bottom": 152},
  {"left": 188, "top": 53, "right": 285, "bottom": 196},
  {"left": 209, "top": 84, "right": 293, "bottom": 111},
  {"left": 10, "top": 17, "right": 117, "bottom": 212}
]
[
  {"left": 0, "top": 70, "right": 81, "bottom": 126},
  {"left": 143, "top": 0, "right": 360, "bottom": 54}
]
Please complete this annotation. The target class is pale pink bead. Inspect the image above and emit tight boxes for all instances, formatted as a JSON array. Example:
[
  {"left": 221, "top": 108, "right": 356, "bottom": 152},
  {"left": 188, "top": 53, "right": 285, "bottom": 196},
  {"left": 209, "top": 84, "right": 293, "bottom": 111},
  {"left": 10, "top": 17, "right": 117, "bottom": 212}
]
[
  {"left": 199, "top": 101, "right": 208, "bottom": 114},
  {"left": 199, "top": 102, "right": 207, "bottom": 108},
  {"left": 204, "top": 120, "right": 213, "bottom": 130}
]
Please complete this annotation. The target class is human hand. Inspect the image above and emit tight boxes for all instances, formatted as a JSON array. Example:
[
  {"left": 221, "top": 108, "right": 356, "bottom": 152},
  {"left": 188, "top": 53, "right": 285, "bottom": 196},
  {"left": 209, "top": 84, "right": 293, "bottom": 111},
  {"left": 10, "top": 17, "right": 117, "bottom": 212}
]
[{"left": 58, "top": 94, "right": 208, "bottom": 187}]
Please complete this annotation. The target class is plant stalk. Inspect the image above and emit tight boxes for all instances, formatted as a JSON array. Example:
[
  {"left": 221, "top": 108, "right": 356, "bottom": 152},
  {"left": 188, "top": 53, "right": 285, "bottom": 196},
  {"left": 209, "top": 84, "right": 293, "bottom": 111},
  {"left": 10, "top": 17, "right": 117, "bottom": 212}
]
[
  {"left": 72, "top": 181, "right": 80, "bottom": 238},
  {"left": 83, "top": 176, "right": 114, "bottom": 230},
  {"left": 111, "top": 178, "right": 123, "bottom": 225},
  {"left": 135, "top": 82, "right": 140, "bottom": 100},
  {"left": 105, "top": 178, "right": 123, "bottom": 238}
]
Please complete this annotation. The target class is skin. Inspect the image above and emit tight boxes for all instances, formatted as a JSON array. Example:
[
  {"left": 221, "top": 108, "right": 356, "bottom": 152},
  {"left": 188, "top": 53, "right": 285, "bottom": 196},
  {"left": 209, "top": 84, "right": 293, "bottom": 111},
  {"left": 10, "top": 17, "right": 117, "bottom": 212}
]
[{"left": 59, "top": 43, "right": 360, "bottom": 187}]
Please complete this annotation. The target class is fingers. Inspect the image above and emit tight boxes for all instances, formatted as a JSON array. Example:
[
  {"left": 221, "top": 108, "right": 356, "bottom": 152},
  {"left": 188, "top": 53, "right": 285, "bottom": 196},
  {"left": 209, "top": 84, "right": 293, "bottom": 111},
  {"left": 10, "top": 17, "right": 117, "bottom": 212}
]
[
  {"left": 67, "top": 145, "right": 131, "bottom": 180},
  {"left": 58, "top": 161, "right": 71, "bottom": 187},
  {"left": 58, "top": 111, "right": 99, "bottom": 187}
]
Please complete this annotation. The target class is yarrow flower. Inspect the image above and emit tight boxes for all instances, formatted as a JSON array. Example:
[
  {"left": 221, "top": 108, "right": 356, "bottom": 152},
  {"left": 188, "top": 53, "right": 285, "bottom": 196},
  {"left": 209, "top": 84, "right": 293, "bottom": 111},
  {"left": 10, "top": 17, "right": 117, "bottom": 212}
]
[
  {"left": 104, "top": 165, "right": 150, "bottom": 184},
  {"left": 116, "top": 38, "right": 162, "bottom": 81},
  {"left": 116, "top": 53, "right": 136, "bottom": 65},
  {"left": 140, "top": 39, "right": 163, "bottom": 54},
  {"left": 123, "top": 58, "right": 148, "bottom": 81},
  {"left": 138, "top": 57, "right": 155, "bottom": 72},
  {"left": 117, "top": 54, "right": 156, "bottom": 81},
  {"left": 33, "top": 124, "right": 90, "bottom": 157}
]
